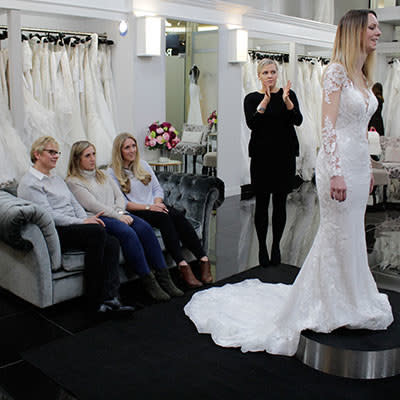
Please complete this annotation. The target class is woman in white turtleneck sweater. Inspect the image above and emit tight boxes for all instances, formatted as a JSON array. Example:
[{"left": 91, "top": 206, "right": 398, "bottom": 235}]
[
  {"left": 108, "top": 133, "right": 213, "bottom": 288},
  {"left": 65, "top": 140, "right": 183, "bottom": 302}
]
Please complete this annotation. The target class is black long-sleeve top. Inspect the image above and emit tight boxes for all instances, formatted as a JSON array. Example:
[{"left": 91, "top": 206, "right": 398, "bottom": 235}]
[{"left": 244, "top": 89, "right": 302, "bottom": 160}]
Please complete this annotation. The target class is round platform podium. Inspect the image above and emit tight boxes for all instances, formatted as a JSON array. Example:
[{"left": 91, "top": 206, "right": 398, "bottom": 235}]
[{"left": 295, "top": 290, "right": 400, "bottom": 379}]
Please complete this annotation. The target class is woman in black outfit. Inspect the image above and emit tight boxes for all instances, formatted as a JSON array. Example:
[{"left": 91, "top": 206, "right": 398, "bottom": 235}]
[
  {"left": 244, "top": 59, "right": 302, "bottom": 266},
  {"left": 368, "top": 82, "right": 384, "bottom": 136}
]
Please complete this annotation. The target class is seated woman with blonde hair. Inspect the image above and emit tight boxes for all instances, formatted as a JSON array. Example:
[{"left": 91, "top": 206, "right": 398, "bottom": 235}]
[
  {"left": 65, "top": 140, "right": 183, "bottom": 302},
  {"left": 108, "top": 132, "right": 213, "bottom": 288}
]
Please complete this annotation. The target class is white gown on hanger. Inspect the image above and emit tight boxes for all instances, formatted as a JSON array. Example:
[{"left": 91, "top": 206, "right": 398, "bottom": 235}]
[
  {"left": 59, "top": 45, "right": 86, "bottom": 143},
  {"left": 100, "top": 44, "right": 119, "bottom": 132},
  {"left": 30, "top": 38, "right": 42, "bottom": 104},
  {"left": 40, "top": 38, "right": 51, "bottom": 109},
  {"left": 0, "top": 50, "right": 29, "bottom": 183},
  {"left": 184, "top": 63, "right": 393, "bottom": 357},
  {"left": 385, "top": 61, "right": 400, "bottom": 138},
  {"left": 88, "top": 34, "right": 116, "bottom": 141},
  {"left": 295, "top": 61, "right": 317, "bottom": 181},
  {"left": 383, "top": 60, "right": 400, "bottom": 138},
  {"left": 84, "top": 40, "right": 113, "bottom": 166},
  {"left": 187, "top": 75, "right": 203, "bottom": 125}
]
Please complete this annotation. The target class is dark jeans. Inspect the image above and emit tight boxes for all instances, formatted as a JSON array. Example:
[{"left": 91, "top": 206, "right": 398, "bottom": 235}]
[
  {"left": 100, "top": 214, "right": 167, "bottom": 276},
  {"left": 56, "top": 224, "right": 120, "bottom": 308},
  {"left": 134, "top": 206, "right": 206, "bottom": 264}
]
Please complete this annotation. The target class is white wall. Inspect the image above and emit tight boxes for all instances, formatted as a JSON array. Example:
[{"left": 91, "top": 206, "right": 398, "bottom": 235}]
[{"left": 217, "top": 27, "right": 244, "bottom": 197}]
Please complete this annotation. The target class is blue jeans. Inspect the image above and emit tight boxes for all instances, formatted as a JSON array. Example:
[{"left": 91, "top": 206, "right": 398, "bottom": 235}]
[{"left": 101, "top": 214, "right": 167, "bottom": 276}]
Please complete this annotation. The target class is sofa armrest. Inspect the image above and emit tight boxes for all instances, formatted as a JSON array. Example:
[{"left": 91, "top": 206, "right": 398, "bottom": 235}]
[
  {"left": 156, "top": 172, "right": 225, "bottom": 249},
  {"left": 0, "top": 190, "right": 61, "bottom": 270}
]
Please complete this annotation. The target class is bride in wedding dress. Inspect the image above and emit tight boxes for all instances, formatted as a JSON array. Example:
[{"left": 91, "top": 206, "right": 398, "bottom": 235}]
[{"left": 184, "top": 10, "right": 393, "bottom": 357}]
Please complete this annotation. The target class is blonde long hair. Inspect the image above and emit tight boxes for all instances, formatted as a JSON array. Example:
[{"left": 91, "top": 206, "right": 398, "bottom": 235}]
[
  {"left": 67, "top": 140, "right": 106, "bottom": 184},
  {"left": 331, "top": 9, "right": 377, "bottom": 86},
  {"left": 111, "top": 133, "right": 151, "bottom": 193}
]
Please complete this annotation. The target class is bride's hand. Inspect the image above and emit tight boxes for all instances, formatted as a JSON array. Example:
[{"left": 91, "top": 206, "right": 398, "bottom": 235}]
[
  {"left": 330, "top": 176, "right": 347, "bottom": 202},
  {"left": 369, "top": 173, "right": 375, "bottom": 194}
]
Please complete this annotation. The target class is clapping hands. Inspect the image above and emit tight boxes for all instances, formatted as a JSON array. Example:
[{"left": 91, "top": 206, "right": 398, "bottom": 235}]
[{"left": 282, "top": 81, "right": 294, "bottom": 110}]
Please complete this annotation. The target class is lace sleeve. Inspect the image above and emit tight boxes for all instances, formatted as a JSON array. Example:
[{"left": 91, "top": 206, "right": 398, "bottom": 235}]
[{"left": 321, "top": 63, "right": 346, "bottom": 177}]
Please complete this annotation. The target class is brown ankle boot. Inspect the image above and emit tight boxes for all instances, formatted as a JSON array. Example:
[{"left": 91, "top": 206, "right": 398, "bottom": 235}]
[
  {"left": 199, "top": 260, "right": 213, "bottom": 284},
  {"left": 179, "top": 264, "right": 203, "bottom": 288}
]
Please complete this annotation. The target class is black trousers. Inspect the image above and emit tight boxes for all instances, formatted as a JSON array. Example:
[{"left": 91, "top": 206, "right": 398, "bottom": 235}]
[
  {"left": 254, "top": 192, "right": 288, "bottom": 252},
  {"left": 56, "top": 224, "right": 120, "bottom": 308},
  {"left": 133, "top": 206, "right": 206, "bottom": 264}
]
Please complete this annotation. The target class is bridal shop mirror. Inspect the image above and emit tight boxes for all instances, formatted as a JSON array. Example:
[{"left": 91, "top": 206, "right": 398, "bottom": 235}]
[
  {"left": 165, "top": 19, "right": 219, "bottom": 276},
  {"left": 165, "top": 19, "right": 218, "bottom": 175}
]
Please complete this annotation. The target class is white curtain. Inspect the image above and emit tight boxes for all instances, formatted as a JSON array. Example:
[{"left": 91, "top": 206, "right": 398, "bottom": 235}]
[{"left": 313, "top": 0, "right": 334, "bottom": 25}]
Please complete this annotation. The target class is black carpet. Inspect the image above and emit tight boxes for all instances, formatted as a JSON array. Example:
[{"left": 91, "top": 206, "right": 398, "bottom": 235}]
[{"left": 22, "top": 265, "right": 399, "bottom": 400}]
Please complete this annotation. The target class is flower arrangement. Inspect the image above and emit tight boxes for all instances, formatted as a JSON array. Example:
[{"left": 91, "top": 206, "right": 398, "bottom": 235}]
[
  {"left": 145, "top": 121, "right": 180, "bottom": 150},
  {"left": 207, "top": 110, "right": 217, "bottom": 129}
]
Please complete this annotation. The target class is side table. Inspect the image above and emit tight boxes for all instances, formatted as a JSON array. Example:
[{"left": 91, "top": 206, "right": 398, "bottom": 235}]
[{"left": 148, "top": 160, "right": 183, "bottom": 172}]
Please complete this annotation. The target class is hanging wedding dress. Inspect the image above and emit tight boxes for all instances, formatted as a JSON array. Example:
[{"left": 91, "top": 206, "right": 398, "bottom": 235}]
[
  {"left": 185, "top": 63, "right": 393, "bottom": 356},
  {"left": 100, "top": 43, "right": 119, "bottom": 132},
  {"left": 84, "top": 39, "right": 113, "bottom": 165},
  {"left": 295, "top": 61, "right": 317, "bottom": 181},
  {"left": 59, "top": 44, "right": 86, "bottom": 143},
  {"left": 40, "top": 38, "right": 51, "bottom": 109},
  {"left": 187, "top": 72, "right": 203, "bottom": 125},
  {"left": 69, "top": 40, "right": 88, "bottom": 133},
  {"left": 88, "top": 34, "right": 116, "bottom": 141},
  {"left": 384, "top": 60, "right": 400, "bottom": 138},
  {"left": 30, "top": 38, "right": 42, "bottom": 104},
  {"left": 0, "top": 50, "right": 10, "bottom": 114},
  {"left": 0, "top": 49, "right": 29, "bottom": 183},
  {"left": 23, "top": 41, "right": 68, "bottom": 175}
]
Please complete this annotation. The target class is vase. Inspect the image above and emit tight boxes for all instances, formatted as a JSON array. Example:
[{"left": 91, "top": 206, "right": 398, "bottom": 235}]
[{"left": 159, "top": 148, "right": 170, "bottom": 162}]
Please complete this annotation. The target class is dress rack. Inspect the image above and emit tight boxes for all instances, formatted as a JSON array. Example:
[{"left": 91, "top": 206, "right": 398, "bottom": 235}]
[
  {"left": 248, "top": 49, "right": 290, "bottom": 63},
  {"left": 388, "top": 57, "right": 400, "bottom": 64},
  {"left": 297, "top": 54, "right": 330, "bottom": 64},
  {"left": 0, "top": 25, "right": 112, "bottom": 44}
]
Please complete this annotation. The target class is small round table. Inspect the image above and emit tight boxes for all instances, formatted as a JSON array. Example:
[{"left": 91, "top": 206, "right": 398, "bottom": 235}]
[{"left": 148, "top": 160, "right": 183, "bottom": 172}]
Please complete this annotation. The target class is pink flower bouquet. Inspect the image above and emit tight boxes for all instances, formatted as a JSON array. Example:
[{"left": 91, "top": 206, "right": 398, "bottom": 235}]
[
  {"left": 207, "top": 110, "right": 217, "bottom": 129},
  {"left": 145, "top": 121, "right": 180, "bottom": 150}
]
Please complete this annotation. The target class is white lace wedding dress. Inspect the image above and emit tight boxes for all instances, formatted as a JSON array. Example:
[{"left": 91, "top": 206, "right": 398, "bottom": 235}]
[
  {"left": 184, "top": 63, "right": 394, "bottom": 356},
  {"left": 187, "top": 76, "right": 203, "bottom": 125}
]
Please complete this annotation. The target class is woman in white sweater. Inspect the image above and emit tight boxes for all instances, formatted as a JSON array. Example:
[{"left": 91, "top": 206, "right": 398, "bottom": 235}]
[
  {"left": 109, "top": 133, "right": 213, "bottom": 288},
  {"left": 65, "top": 140, "right": 183, "bottom": 302}
]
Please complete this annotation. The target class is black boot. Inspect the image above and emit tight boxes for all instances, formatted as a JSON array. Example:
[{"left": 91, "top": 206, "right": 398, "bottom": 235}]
[
  {"left": 141, "top": 272, "right": 171, "bottom": 301},
  {"left": 95, "top": 297, "right": 135, "bottom": 319},
  {"left": 155, "top": 269, "right": 184, "bottom": 297}
]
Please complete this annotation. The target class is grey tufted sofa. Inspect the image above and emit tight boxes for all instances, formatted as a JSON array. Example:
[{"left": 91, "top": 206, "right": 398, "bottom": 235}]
[{"left": 0, "top": 172, "right": 224, "bottom": 308}]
